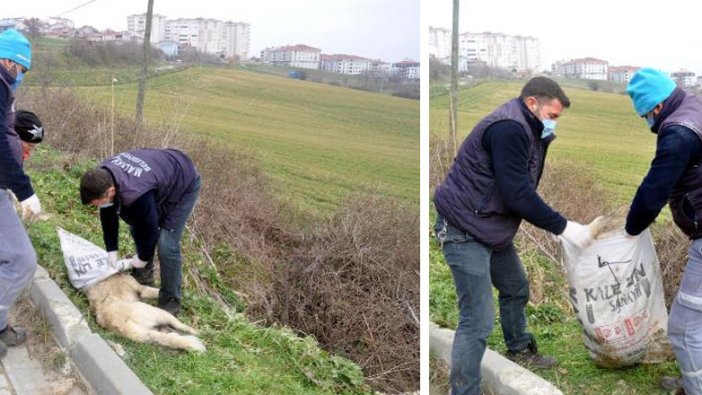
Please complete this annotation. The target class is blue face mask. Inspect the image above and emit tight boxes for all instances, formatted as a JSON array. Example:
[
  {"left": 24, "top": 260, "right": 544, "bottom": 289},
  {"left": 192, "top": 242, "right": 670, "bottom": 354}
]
[
  {"left": 541, "top": 119, "right": 557, "bottom": 139},
  {"left": 10, "top": 71, "right": 24, "bottom": 92}
]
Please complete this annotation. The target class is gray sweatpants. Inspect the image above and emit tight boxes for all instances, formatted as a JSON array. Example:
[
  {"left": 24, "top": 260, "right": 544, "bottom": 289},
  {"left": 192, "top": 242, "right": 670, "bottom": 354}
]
[{"left": 0, "top": 189, "right": 37, "bottom": 329}]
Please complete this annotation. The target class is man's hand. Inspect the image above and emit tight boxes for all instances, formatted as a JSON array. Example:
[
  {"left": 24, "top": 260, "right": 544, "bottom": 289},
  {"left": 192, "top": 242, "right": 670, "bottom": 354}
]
[
  {"left": 19, "top": 194, "right": 42, "bottom": 222},
  {"left": 560, "top": 220, "right": 594, "bottom": 249}
]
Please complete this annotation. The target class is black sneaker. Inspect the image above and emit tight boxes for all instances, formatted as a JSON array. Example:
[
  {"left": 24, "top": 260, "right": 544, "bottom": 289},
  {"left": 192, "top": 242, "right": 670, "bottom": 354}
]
[
  {"left": 158, "top": 293, "right": 181, "bottom": 316},
  {"left": 506, "top": 342, "right": 557, "bottom": 369},
  {"left": 0, "top": 325, "right": 27, "bottom": 347},
  {"left": 130, "top": 262, "right": 154, "bottom": 286},
  {"left": 660, "top": 376, "right": 684, "bottom": 393}
]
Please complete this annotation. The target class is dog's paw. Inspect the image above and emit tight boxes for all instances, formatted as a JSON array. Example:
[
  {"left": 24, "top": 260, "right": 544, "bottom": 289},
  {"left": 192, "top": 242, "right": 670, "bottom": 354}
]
[{"left": 185, "top": 336, "right": 206, "bottom": 353}]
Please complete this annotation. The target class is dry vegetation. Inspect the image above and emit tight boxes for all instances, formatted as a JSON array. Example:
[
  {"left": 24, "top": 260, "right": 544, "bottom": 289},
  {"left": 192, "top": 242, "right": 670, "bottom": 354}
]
[{"left": 20, "top": 88, "right": 419, "bottom": 393}]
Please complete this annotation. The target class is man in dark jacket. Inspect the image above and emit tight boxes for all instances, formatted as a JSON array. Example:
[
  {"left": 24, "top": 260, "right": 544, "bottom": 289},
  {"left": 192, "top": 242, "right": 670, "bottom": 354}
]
[
  {"left": 80, "top": 149, "right": 202, "bottom": 316},
  {"left": 0, "top": 29, "right": 41, "bottom": 359},
  {"left": 433, "top": 77, "right": 593, "bottom": 395},
  {"left": 625, "top": 68, "right": 702, "bottom": 395}
]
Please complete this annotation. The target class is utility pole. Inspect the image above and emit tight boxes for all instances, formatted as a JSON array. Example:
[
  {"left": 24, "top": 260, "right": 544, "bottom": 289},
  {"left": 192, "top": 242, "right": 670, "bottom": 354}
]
[
  {"left": 450, "top": 0, "right": 459, "bottom": 155},
  {"left": 135, "top": 0, "right": 154, "bottom": 126}
]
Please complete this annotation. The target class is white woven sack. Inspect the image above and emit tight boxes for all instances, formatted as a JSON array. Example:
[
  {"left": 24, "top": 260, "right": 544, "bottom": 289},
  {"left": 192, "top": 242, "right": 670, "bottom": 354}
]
[{"left": 562, "top": 228, "right": 673, "bottom": 367}]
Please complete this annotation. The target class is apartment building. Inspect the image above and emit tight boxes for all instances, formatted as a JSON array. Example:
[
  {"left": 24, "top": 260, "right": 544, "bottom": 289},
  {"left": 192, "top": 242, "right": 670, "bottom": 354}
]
[
  {"left": 261, "top": 44, "right": 321, "bottom": 69},
  {"left": 392, "top": 60, "right": 420, "bottom": 80},
  {"left": 608, "top": 66, "right": 640, "bottom": 84},
  {"left": 429, "top": 27, "right": 541, "bottom": 73},
  {"left": 128, "top": 15, "right": 250, "bottom": 59},
  {"left": 320, "top": 54, "right": 372, "bottom": 75},
  {"left": 553, "top": 58, "right": 608, "bottom": 80},
  {"left": 671, "top": 70, "right": 696, "bottom": 88},
  {"left": 127, "top": 13, "right": 167, "bottom": 43}
]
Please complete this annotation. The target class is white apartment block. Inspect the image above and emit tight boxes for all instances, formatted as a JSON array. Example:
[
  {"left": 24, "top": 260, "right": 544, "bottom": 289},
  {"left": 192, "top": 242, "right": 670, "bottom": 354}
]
[
  {"left": 553, "top": 58, "right": 608, "bottom": 80},
  {"left": 671, "top": 70, "right": 696, "bottom": 88},
  {"left": 429, "top": 26, "right": 452, "bottom": 61},
  {"left": 127, "top": 13, "right": 167, "bottom": 43},
  {"left": 320, "top": 54, "right": 371, "bottom": 75},
  {"left": 128, "top": 15, "right": 250, "bottom": 59},
  {"left": 608, "top": 66, "right": 640, "bottom": 84},
  {"left": 392, "top": 60, "right": 420, "bottom": 80},
  {"left": 370, "top": 59, "right": 392, "bottom": 74},
  {"left": 261, "top": 45, "right": 321, "bottom": 69},
  {"left": 429, "top": 27, "right": 541, "bottom": 73}
]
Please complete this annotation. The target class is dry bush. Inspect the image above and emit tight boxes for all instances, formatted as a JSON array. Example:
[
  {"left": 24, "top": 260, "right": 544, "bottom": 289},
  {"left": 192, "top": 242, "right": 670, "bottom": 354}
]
[
  {"left": 652, "top": 223, "right": 688, "bottom": 308},
  {"left": 278, "top": 195, "right": 420, "bottom": 393},
  {"left": 20, "top": 88, "right": 419, "bottom": 393}
]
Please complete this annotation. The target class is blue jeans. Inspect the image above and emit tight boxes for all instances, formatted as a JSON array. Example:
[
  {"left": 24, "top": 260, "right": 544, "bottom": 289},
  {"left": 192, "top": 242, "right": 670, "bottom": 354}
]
[
  {"left": 435, "top": 215, "right": 534, "bottom": 395},
  {"left": 669, "top": 238, "right": 702, "bottom": 395},
  {"left": 154, "top": 176, "right": 202, "bottom": 300},
  {"left": 0, "top": 189, "right": 37, "bottom": 330}
]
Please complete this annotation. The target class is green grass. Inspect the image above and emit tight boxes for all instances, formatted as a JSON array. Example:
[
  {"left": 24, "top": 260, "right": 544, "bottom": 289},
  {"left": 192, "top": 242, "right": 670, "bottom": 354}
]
[
  {"left": 25, "top": 147, "right": 371, "bottom": 395},
  {"left": 77, "top": 67, "right": 419, "bottom": 217},
  {"left": 430, "top": 81, "right": 680, "bottom": 393}
]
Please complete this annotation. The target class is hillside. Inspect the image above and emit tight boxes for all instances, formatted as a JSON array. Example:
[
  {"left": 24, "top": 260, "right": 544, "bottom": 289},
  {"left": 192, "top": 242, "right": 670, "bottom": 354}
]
[{"left": 77, "top": 66, "right": 419, "bottom": 217}]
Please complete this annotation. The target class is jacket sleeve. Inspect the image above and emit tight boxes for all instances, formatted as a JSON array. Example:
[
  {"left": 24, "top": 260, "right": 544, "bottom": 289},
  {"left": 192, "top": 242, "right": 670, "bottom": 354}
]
[
  {"left": 626, "top": 126, "right": 702, "bottom": 235},
  {"left": 124, "top": 190, "right": 160, "bottom": 262},
  {"left": 0, "top": 83, "right": 33, "bottom": 200},
  {"left": 483, "top": 120, "right": 567, "bottom": 234},
  {"left": 100, "top": 204, "right": 120, "bottom": 252}
]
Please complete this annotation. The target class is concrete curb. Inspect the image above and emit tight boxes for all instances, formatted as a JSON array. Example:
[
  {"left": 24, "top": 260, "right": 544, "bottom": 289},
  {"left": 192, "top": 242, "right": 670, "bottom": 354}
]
[
  {"left": 29, "top": 265, "right": 152, "bottom": 395},
  {"left": 430, "top": 322, "right": 563, "bottom": 395}
]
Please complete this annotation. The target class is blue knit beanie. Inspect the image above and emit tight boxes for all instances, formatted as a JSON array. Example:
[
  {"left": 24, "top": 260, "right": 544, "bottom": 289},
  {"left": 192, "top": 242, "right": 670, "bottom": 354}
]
[
  {"left": 0, "top": 29, "right": 31, "bottom": 70},
  {"left": 626, "top": 68, "right": 676, "bottom": 116}
]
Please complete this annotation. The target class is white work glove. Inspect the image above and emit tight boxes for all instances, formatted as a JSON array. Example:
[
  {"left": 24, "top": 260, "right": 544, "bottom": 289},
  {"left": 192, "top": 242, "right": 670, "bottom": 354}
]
[
  {"left": 559, "top": 220, "right": 594, "bottom": 249},
  {"left": 19, "top": 194, "right": 42, "bottom": 221},
  {"left": 128, "top": 255, "right": 148, "bottom": 269}
]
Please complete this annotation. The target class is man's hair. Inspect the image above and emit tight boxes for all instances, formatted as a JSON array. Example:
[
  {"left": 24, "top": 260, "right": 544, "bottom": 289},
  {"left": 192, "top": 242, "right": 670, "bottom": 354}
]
[
  {"left": 80, "top": 168, "right": 113, "bottom": 204},
  {"left": 520, "top": 76, "right": 571, "bottom": 108}
]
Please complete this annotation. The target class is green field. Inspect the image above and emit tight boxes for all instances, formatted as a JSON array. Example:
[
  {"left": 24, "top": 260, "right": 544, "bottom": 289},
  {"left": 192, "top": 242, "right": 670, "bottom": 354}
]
[
  {"left": 78, "top": 67, "right": 419, "bottom": 216},
  {"left": 430, "top": 81, "right": 679, "bottom": 394}
]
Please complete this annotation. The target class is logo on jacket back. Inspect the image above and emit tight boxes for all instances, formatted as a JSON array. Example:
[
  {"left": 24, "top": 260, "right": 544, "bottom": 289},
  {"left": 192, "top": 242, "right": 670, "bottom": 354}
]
[{"left": 110, "top": 153, "right": 152, "bottom": 178}]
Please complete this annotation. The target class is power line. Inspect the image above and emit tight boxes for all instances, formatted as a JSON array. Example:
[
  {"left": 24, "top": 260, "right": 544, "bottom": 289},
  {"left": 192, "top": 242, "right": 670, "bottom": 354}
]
[{"left": 53, "top": 0, "right": 99, "bottom": 18}]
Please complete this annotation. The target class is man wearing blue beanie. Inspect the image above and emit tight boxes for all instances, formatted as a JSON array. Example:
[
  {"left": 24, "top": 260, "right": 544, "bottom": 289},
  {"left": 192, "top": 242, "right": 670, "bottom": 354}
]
[
  {"left": 0, "top": 28, "right": 41, "bottom": 359},
  {"left": 625, "top": 67, "right": 702, "bottom": 395}
]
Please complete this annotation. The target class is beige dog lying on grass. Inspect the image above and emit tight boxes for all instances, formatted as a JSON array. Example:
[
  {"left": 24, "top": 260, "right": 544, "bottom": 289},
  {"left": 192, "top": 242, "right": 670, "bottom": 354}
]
[{"left": 84, "top": 273, "right": 206, "bottom": 352}]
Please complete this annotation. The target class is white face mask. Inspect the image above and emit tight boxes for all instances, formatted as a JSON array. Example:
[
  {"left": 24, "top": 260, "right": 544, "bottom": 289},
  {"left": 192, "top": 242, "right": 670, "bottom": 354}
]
[{"left": 98, "top": 202, "right": 114, "bottom": 209}]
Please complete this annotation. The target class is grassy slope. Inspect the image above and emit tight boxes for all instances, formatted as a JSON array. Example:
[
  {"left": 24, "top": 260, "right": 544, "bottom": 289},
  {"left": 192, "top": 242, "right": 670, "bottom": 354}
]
[
  {"left": 78, "top": 67, "right": 419, "bottom": 216},
  {"left": 26, "top": 148, "right": 370, "bottom": 395},
  {"left": 430, "top": 81, "right": 679, "bottom": 394}
]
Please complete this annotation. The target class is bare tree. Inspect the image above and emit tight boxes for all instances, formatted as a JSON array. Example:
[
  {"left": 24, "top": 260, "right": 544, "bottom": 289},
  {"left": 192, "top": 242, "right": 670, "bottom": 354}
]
[{"left": 24, "top": 18, "right": 44, "bottom": 41}]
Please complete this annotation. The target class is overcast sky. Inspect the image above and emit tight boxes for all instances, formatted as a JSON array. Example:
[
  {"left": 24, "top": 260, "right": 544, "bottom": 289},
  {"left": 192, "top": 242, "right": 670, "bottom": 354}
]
[
  {"left": 427, "top": 0, "right": 702, "bottom": 75},
  {"left": 13, "top": 0, "right": 419, "bottom": 62}
]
